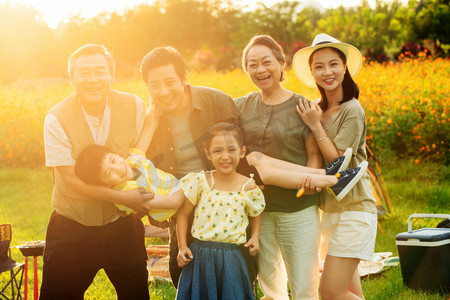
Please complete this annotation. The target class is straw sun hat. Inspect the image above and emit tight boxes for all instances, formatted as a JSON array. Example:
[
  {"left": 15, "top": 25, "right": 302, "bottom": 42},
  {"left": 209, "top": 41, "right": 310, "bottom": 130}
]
[{"left": 293, "top": 33, "right": 362, "bottom": 88}]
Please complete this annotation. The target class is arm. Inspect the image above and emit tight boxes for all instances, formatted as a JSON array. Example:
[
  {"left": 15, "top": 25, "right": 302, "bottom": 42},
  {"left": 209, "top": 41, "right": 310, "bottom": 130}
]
[
  {"left": 315, "top": 132, "right": 345, "bottom": 161},
  {"left": 176, "top": 199, "right": 195, "bottom": 267},
  {"left": 126, "top": 150, "right": 185, "bottom": 210},
  {"left": 243, "top": 180, "right": 261, "bottom": 256},
  {"left": 301, "top": 134, "right": 323, "bottom": 195},
  {"left": 297, "top": 99, "right": 343, "bottom": 161},
  {"left": 244, "top": 215, "right": 261, "bottom": 256},
  {"left": 304, "top": 134, "right": 323, "bottom": 169},
  {"left": 218, "top": 92, "right": 239, "bottom": 125},
  {"left": 135, "top": 104, "right": 160, "bottom": 152},
  {"left": 44, "top": 111, "right": 153, "bottom": 213},
  {"left": 56, "top": 166, "right": 153, "bottom": 214},
  {"left": 148, "top": 189, "right": 185, "bottom": 210}
]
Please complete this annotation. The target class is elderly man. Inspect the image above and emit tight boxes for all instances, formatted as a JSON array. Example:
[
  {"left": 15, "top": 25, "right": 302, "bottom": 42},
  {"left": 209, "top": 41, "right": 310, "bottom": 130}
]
[{"left": 41, "top": 44, "right": 152, "bottom": 299}]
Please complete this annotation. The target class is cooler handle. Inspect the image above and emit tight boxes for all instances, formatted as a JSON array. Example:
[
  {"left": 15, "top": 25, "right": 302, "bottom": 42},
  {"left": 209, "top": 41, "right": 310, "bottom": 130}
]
[{"left": 408, "top": 213, "right": 450, "bottom": 232}]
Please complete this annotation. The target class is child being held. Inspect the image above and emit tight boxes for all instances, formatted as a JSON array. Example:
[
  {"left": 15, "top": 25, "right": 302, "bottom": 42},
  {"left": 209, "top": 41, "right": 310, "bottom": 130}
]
[{"left": 75, "top": 145, "right": 185, "bottom": 221}]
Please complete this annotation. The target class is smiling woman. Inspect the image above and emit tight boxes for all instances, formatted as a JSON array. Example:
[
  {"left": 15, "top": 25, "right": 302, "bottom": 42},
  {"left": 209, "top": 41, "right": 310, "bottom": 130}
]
[
  {"left": 309, "top": 48, "right": 347, "bottom": 95},
  {"left": 236, "top": 34, "right": 322, "bottom": 299},
  {"left": 293, "top": 32, "right": 378, "bottom": 300}
]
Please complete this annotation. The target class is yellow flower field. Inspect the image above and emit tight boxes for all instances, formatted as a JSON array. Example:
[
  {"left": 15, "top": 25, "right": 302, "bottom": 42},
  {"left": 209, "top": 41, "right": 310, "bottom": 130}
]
[{"left": 0, "top": 58, "right": 448, "bottom": 167}]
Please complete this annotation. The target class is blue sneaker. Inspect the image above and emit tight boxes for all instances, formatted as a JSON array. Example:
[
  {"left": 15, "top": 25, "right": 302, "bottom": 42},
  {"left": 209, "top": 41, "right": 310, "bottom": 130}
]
[
  {"left": 325, "top": 148, "right": 353, "bottom": 175},
  {"left": 327, "top": 161, "right": 368, "bottom": 201}
]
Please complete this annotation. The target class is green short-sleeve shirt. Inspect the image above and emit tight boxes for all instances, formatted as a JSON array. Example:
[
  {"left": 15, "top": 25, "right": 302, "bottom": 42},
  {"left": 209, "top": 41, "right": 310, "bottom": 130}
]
[
  {"left": 320, "top": 99, "right": 377, "bottom": 214},
  {"left": 235, "top": 92, "right": 319, "bottom": 212}
]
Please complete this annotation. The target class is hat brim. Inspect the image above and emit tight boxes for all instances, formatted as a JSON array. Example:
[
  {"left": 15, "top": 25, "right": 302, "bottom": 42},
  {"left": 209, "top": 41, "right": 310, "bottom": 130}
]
[{"left": 293, "top": 42, "right": 362, "bottom": 88}]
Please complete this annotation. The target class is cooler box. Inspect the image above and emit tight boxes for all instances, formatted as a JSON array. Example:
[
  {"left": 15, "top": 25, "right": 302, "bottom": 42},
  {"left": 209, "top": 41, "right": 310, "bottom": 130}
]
[{"left": 395, "top": 213, "right": 450, "bottom": 293}]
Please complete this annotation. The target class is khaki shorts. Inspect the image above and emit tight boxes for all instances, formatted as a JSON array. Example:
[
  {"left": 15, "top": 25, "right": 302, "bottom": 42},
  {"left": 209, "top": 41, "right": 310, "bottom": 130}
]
[{"left": 320, "top": 211, "right": 377, "bottom": 261}]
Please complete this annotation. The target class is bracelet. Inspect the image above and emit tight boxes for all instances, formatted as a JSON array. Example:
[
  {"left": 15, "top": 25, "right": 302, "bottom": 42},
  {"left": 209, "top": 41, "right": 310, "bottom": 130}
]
[{"left": 316, "top": 136, "right": 328, "bottom": 142}]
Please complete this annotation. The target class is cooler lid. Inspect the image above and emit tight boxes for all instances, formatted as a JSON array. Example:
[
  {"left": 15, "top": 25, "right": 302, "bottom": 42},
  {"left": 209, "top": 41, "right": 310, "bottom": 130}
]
[{"left": 396, "top": 228, "right": 450, "bottom": 242}]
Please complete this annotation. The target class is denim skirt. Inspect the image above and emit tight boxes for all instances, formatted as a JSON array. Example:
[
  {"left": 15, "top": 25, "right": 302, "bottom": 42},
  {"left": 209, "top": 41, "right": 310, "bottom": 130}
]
[{"left": 176, "top": 239, "right": 254, "bottom": 300}]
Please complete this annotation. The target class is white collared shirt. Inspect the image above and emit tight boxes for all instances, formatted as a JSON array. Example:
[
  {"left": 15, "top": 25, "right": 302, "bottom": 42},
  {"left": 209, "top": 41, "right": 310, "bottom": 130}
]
[{"left": 44, "top": 95, "right": 145, "bottom": 166}]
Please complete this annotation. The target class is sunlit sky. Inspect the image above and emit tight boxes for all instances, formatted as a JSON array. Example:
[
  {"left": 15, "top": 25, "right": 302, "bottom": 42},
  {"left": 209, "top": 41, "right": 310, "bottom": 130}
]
[{"left": 2, "top": 0, "right": 408, "bottom": 29}]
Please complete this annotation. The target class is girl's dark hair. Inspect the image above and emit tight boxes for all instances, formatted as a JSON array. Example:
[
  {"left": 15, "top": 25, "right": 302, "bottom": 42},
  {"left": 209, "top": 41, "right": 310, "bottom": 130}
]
[
  {"left": 205, "top": 122, "right": 245, "bottom": 150},
  {"left": 309, "top": 47, "right": 359, "bottom": 111},
  {"left": 75, "top": 144, "right": 113, "bottom": 186}
]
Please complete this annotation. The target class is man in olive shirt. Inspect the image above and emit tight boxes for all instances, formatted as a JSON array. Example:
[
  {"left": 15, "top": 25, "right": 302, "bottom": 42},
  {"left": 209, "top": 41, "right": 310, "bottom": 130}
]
[{"left": 140, "top": 46, "right": 240, "bottom": 288}]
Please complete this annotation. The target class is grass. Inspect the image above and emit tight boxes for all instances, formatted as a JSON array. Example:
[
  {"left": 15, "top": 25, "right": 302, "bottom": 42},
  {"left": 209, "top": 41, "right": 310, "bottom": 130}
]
[
  {"left": 0, "top": 60, "right": 447, "bottom": 298},
  {"left": 0, "top": 159, "right": 449, "bottom": 299},
  {"left": 358, "top": 160, "right": 450, "bottom": 300}
]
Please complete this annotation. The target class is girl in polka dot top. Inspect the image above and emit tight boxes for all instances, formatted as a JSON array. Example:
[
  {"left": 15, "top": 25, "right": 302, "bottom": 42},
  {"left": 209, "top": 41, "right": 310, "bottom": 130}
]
[{"left": 175, "top": 122, "right": 265, "bottom": 300}]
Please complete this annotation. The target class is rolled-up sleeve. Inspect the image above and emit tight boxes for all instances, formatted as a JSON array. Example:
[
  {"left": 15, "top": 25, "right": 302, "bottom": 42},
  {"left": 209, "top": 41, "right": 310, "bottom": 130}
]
[
  {"left": 334, "top": 111, "right": 366, "bottom": 154},
  {"left": 44, "top": 114, "right": 75, "bottom": 166}
]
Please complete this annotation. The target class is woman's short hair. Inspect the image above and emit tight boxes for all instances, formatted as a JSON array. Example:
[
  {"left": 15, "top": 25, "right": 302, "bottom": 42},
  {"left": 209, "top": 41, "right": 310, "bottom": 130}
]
[{"left": 242, "top": 35, "right": 286, "bottom": 81}]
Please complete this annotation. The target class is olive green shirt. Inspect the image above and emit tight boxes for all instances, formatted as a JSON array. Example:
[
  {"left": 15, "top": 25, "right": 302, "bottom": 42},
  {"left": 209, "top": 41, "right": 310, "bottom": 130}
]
[
  {"left": 235, "top": 92, "right": 319, "bottom": 212},
  {"left": 147, "top": 85, "right": 239, "bottom": 179},
  {"left": 319, "top": 99, "right": 377, "bottom": 214}
]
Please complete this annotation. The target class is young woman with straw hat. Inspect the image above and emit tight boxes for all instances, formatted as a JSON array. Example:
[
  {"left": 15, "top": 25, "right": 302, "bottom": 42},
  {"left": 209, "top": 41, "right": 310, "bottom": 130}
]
[{"left": 294, "top": 33, "right": 377, "bottom": 300}]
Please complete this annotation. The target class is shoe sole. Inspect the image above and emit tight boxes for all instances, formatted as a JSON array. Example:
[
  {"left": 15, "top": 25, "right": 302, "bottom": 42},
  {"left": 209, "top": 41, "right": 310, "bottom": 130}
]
[
  {"left": 337, "top": 148, "right": 353, "bottom": 173},
  {"left": 333, "top": 160, "right": 368, "bottom": 201}
]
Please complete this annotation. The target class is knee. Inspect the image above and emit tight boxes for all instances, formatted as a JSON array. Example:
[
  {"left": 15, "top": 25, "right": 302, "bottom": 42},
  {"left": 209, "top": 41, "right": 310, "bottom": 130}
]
[
  {"left": 246, "top": 151, "right": 257, "bottom": 166},
  {"left": 320, "top": 285, "right": 351, "bottom": 300},
  {"left": 246, "top": 151, "right": 265, "bottom": 166}
]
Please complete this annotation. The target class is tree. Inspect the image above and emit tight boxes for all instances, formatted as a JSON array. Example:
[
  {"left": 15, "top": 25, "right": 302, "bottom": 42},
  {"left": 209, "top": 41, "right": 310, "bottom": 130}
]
[
  {"left": 0, "top": 3, "right": 55, "bottom": 82},
  {"left": 412, "top": 0, "right": 450, "bottom": 44},
  {"left": 234, "top": 1, "right": 303, "bottom": 63}
]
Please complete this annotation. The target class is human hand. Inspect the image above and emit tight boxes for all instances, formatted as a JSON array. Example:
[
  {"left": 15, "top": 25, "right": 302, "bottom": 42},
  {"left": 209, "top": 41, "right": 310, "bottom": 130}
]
[
  {"left": 121, "top": 188, "right": 154, "bottom": 214},
  {"left": 244, "top": 236, "right": 260, "bottom": 256},
  {"left": 296, "top": 98, "right": 322, "bottom": 130},
  {"left": 298, "top": 177, "right": 322, "bottom": 196},
  {"left": 177, "top": 246, "right": 193, "bottom": 267}
]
